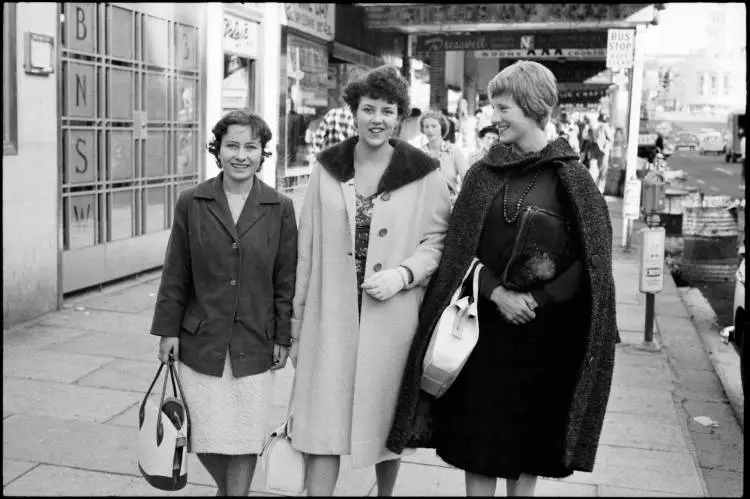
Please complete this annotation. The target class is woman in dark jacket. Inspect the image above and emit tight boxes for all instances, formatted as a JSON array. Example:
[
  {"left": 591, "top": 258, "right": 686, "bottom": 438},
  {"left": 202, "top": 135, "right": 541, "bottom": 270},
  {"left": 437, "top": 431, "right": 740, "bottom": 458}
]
[
  {"left": 386, "top": 61, "right": 619, "bottom": 496},
  {"left": 150, "top": 110, "right": 298, "bottom": 496}
]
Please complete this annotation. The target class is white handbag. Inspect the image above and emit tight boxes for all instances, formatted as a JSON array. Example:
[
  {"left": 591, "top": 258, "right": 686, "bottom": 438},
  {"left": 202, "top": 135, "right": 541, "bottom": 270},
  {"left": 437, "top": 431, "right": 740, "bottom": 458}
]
[
  {"left": 138, "top": 356, "right": 190, "bottom": 491},
  {"left": 421, "top": 258, "right": 483, "bottom": 398},
  {"left": 261, "top": 379, "right": 307, "bottom": 494}
]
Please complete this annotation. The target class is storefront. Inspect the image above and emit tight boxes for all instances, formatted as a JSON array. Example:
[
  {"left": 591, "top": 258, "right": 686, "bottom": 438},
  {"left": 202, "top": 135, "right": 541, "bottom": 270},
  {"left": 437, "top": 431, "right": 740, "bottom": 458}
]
[{"left": 277, "top": 4, "right": 335, "bottom": 193}]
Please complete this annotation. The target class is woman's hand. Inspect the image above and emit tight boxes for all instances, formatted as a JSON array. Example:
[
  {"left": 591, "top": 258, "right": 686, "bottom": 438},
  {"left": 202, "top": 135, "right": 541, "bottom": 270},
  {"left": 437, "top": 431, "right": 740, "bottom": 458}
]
[
  {"left": 490, "top": 285, "right": 538, "bottom": 325},
  {"left": 272, "top": 344, "right": 289, "bottom": 370},
  {"left": 158, "top": 337, "right": 180, "bottom": 364},
  {"left": 289, "top": 340, "right": 299, "bottom": 369},
  {"left": 362, "top": 268, "right": 405, "bottom": 301}
]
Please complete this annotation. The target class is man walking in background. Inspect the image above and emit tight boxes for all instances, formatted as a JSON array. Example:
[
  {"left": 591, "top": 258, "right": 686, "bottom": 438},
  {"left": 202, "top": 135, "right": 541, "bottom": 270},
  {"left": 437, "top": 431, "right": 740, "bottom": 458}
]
[{"left": 311, "top": 65, "right": 369, "bottom": 154}]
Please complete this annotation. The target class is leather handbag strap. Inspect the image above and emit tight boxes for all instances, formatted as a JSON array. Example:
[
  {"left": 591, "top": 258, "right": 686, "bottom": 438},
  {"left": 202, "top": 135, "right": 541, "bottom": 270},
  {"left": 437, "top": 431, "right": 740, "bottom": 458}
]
[
  {"left": 449, "top": 258, "right": 481, "bottom": 305},
  {"left": 470, "top": 262, "right": 483, "bottom": 306}
]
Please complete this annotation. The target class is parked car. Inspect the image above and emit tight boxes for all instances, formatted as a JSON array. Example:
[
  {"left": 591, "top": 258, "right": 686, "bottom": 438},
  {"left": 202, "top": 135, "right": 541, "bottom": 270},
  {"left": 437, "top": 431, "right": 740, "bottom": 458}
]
[
  {"left": 734, "top": 247, "right": 746, "bottom": 392},
  {"left": 698, "top": 131, "right": 726, "bottom": 155},
  {"left": 674, "top": 132, "right": 699, "bottom": 150}
]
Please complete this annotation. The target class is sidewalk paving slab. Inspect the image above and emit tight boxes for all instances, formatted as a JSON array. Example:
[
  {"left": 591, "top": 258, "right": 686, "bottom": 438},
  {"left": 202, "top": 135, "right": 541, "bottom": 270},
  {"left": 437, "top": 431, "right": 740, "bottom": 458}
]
[{"left": 3, "top": 193, "right": 743, "bottom": 497}]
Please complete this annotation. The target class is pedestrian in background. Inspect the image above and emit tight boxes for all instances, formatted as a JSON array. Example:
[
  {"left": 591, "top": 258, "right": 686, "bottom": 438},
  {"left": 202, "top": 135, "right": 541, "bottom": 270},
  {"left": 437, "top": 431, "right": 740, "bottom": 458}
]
[
  {"left": 151, "top": 110, "right": 298, "bottom": 496},
  {"left": 468, "top": 125, "right": 499, "bottom": 166},
  {"left": 442, "top": 108, "right": 458, "bottom": 144},
  {"left": 289, "top": 64, "right": 451, "bottom": 496},
  {"left": 398, "top": 107, "right": 423, "bottom": 143},
  {"left": 415, "top": 110, "right": 470, "bottom": 198},
  {"left": 388, "top": 60, "right": 618, "bottom": 497},
  {"left": 311, "top": 65, "right": 370, "bottom": 155}
]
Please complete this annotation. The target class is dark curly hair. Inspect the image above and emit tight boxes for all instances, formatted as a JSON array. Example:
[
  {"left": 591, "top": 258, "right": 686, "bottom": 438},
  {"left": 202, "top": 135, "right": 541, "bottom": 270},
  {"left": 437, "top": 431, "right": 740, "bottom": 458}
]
[
  {"left": 206, "top": 109, "right": 272, "bottom": 171},
  {"left": 343, "top": 64, "right": 410, "bottom": 119}
]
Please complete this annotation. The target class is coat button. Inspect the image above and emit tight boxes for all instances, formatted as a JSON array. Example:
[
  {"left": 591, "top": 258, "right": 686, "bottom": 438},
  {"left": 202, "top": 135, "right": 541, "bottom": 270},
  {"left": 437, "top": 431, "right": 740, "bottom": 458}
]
[
  {"left": 378, "top": 228, "right": 388, "bottom": 237},
  {"left": 381, "top": 193, "right": 391, "bottom": 201},
  {"left": 232, "top": 242, "right": 238, "bottom": 249},
  {"left": 230, "top": 279, "right": 237, "bottom": 286},
  {"left": 373, "top": 263, "right": 382, "bottom": 272}
]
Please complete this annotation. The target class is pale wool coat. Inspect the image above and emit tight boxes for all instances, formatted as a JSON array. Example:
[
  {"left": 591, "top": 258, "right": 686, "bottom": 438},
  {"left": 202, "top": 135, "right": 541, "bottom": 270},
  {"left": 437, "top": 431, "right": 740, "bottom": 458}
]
[{"left": 290, "top": 137, "right": 451, "bottom": 468}]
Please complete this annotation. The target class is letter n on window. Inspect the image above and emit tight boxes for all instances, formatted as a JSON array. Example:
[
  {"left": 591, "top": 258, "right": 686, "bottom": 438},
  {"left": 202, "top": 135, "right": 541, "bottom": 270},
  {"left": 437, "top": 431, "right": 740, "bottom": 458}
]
[{"left": 3, "top": 3, "right": 18, "bottom": 155}]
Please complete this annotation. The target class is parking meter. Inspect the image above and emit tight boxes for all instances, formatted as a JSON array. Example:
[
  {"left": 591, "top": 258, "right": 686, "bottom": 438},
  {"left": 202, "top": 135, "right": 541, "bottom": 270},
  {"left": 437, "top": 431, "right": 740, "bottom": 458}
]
[{"left": 641, "top": 171, "right": 666, "bottom": 215}]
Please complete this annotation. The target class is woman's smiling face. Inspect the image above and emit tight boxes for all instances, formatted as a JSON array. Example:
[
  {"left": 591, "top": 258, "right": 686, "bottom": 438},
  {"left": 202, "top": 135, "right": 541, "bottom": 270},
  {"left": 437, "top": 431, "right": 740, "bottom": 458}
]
[
  {"left": 355, "top": 96, "right": 399, "bottom": 148},
  {"left": 219, "top": 125, "right": 262, "bottom": 182},
  {"left": 490, "top": 94, "right": 540, "bottom": 147}
]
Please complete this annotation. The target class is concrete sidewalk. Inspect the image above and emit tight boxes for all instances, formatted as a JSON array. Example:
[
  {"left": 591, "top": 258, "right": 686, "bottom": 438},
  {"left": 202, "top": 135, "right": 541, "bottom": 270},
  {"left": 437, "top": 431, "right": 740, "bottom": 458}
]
[{"left": 2, "top": 197, "right": 742, "bottom": 496}]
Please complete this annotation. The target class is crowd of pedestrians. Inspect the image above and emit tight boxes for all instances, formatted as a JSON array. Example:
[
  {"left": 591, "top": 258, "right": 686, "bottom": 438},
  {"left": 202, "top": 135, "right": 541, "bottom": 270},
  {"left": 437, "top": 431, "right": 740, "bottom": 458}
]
[{"left": 150, "top": 60, "right": 617, "bottom": 497}]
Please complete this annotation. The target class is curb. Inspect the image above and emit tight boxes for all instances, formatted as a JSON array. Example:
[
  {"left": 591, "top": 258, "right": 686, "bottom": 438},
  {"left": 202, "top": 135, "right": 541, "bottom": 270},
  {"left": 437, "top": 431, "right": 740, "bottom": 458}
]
[{"left": 674, "top": 286, "right": 744, "bottom": 431}]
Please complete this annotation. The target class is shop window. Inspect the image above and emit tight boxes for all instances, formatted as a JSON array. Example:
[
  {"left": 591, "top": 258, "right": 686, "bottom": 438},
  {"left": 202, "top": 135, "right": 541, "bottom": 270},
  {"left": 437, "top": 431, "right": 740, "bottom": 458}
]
[
  {"left": 3, "top": 3, "right": 18, "bottom": 156},
  {"left": 723, "top": 72, "right": 731, "bottom": 96},
  {"left": 223, "top": 54, "right": 255, "bottom": 114},
  {"left": 710, "top": 74, "right": 717, "bottom": 95},
  {"left": 698, "top": 75, "right": 705, "bottom": 96}
]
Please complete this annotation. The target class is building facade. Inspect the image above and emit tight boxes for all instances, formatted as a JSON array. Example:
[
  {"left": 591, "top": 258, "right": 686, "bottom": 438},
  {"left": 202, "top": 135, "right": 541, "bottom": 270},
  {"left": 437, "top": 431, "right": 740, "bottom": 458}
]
[{"left": 3, "top": 2, "right": 286, "bottom": 328}]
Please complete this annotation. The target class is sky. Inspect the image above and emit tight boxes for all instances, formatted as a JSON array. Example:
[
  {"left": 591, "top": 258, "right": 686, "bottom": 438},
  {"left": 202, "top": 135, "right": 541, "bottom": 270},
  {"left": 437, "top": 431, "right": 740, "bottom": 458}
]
[{"left": 641, "top": 3, "right": 710, "bottom": 56}]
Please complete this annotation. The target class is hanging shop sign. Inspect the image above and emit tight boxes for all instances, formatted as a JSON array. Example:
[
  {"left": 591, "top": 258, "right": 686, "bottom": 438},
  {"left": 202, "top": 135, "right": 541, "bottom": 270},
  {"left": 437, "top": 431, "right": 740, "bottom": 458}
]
[
  {"left": 416, "top": 30, "right": 608, "bottom": 53},
  {"left": 222, "top": 14, "right": 260, "bottom": 59},
  {"left": 285, "top": 4, "right": 335, "bottom": 42},
  {"left": 366, "top": 4, "right": 646, "bottom": 29},
  {"left": 331, "top": 42, "right": 384, "bottom": 69},
  {"left": 475, "top": 48, "right": 606, "bottom": 60}
]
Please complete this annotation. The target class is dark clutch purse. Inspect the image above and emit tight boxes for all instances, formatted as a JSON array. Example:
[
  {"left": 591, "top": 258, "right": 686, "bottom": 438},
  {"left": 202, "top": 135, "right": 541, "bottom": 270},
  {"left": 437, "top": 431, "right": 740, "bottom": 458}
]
[{"left": 500, "top": 206, "right": 575, "bottom": 292}]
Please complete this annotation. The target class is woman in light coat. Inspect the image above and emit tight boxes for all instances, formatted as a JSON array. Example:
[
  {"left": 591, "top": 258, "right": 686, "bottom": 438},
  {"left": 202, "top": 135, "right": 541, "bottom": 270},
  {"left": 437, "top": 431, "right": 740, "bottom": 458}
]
[{"left": 289, "top": 65, "right": 451, "bottom": 496}]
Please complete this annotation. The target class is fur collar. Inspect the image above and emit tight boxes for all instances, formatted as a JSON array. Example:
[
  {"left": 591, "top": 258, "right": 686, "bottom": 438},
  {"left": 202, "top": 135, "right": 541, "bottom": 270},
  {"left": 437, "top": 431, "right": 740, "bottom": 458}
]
[
  {"left": 316, "top": 136, "right": 439, "bottom": 194},
  {"left": 484, "top": 137, "right": 581, "bottom": 172}
]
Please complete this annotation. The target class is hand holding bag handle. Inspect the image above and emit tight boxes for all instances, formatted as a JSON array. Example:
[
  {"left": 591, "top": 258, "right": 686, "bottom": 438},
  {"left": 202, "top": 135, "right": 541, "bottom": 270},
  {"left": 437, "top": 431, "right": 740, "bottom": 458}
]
[{"left": 139, "top": 355, "right": 190, "bottom": 446}]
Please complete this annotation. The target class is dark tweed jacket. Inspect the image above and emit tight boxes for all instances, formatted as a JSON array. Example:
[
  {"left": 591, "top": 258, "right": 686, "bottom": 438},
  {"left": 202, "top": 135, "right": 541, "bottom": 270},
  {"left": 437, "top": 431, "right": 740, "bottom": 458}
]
[{"left": 385, "top": 138, "right": 619, "bottom": 473}]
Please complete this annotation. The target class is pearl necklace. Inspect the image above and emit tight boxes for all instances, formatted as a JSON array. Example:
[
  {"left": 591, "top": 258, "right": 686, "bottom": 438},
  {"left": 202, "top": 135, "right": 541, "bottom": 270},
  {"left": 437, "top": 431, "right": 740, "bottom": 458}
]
[{"left": 502, "top": 170, "right": 541, "bottom": 224}]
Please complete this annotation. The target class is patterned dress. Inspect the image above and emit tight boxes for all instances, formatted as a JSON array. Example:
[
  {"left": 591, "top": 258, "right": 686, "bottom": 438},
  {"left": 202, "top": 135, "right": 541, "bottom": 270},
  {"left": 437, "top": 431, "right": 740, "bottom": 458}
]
[
  {"left": 176, "top": 188, "right": 275, "bottom": 455},
  {"left": 354, "top": 191, "right": 376, "bottom": 314}
]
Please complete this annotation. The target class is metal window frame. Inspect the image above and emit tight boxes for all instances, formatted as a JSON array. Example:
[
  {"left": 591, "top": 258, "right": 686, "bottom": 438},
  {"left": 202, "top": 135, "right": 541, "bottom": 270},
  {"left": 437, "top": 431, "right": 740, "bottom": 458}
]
[{"left": 3, "top": 3, "right": 18, "bottom": 156}]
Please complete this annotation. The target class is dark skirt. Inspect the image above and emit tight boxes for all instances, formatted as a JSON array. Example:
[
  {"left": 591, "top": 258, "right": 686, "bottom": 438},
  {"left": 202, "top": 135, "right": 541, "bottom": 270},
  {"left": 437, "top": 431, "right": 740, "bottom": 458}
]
[{"left": 432, "top": 297, "right": 584, "bottom": 479}]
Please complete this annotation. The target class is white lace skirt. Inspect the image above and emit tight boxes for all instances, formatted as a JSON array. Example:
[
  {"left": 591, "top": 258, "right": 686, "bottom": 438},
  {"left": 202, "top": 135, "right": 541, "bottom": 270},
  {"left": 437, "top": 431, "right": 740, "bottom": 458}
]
[{"left": 178, "top": 351, "right": 275, "bottom": 455}]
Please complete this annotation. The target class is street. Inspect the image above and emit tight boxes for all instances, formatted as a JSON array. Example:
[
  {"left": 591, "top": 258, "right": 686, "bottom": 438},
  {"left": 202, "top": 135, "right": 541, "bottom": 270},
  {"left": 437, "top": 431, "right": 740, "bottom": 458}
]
[
  {"left": 668, "top": 148, "right": 745, "bottom": 201},
  {"left": 664, "top": 148, "right": 744, "bottom": 331}
]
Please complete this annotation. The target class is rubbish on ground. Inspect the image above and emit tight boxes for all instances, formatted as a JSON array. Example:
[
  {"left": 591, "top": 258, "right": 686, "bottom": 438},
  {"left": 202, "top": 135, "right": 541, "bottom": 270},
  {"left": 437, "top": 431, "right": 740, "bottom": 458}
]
[
  {"left": 73, "top": 304, "right": 87, "bottom": 312},
  {"left": 693, "top": 416, "right": 720, "bottom": 427}
]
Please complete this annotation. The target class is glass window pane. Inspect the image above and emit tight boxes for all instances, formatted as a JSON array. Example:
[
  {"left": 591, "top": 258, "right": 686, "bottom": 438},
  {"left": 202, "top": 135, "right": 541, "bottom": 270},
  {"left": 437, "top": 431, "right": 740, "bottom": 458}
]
[
  {"left": 145, "top": 187, "right": 167, "bottom": 233},
  {"left": 67, "top": 194, "right": 97, "bottom": 249},
  {"left": 176, "top": 78, "right": 197, "bottom": 123},
  {"left": 144, "top": 16, "right": 168, "bottom": 67},
  {"left": 175, "top": 129, "right": 196, "bottom": 176},
  {"left": 146, "top": 131, "right": 167, "bottom": 177},
  {"left": 109, "top": 131, "right": 134, "bottom": 180},
  {"left": 65, "top": 62, "right": 96, "bottom": 118},
  {"left": 65, "top": 3, "right": 96, "bottom": 54},
  {"left": 146, "top": 73, "right": 167, "bottom": 121},
  {"left": 109, "top": 68, "right": 134, "bottom": 119},
  {"left": 109, "top": 6, "right": 134, "bottom": 60},
  {"left": 109, "top": 191, "right": 134, "bottom": 241},
  {"left": 176, "top": 24, "right": 198, "bottom": 71},
  {"left": 66, "top": 129, "right": 96, "bottom": 184}
]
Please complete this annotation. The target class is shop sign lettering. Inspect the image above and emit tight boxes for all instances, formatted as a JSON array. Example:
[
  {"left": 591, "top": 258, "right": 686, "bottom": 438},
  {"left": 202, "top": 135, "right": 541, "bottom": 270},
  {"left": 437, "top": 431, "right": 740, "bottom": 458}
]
[
  {"left": 66, "top": 3, "right": 95, "bottom": 54},
  {"left": 368, "top": 4, "right": 644, "bottom": 28},
  {"left": 284, "top": 3, "right": 335, "bottom": 41},
  {"left": 223, "top": 14, "right": 259, "bottom": 59},
  {"left": 417, "top": 30, "right": 608, "bottom": 54}
]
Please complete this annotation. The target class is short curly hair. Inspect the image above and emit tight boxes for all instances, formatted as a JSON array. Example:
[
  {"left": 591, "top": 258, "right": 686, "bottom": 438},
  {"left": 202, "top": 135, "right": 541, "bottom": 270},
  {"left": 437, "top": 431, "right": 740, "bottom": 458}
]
[
  {"left": 420, "top": 110, "right": 450, "bottom": 139},
  {"left": 206, "top": 110, "right": 272, "bottom": 170},
  {"left": 343, "top": 64, "right": 410, "bottom": 118}
]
